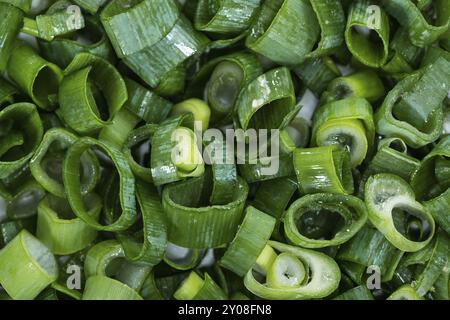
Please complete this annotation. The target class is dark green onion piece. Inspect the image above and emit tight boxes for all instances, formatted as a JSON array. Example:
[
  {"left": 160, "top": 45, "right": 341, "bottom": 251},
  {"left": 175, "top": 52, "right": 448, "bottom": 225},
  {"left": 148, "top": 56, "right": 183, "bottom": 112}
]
[
  {"left": 6, "top": 178, "right": 46, "bottom": 220},
  {"left": 294, "top": 57, "right": 341, "bottom": 96},
  {"left": 0, "top": 2, "right": 23, "bottom": 71},
  {"left": 72, "top": 0, "right": 108, "bottom": 14},
  {"left": 0, "top": 78, "right": 18, "bottom": 108},
  {"left": 333, "top": 285, "right": 374, "bottom": 300}
]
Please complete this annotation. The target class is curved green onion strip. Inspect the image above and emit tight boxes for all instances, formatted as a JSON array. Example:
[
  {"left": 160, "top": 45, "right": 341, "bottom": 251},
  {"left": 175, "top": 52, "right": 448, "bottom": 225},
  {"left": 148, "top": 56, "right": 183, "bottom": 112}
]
[
  {"left": 7, "top": 44, "right": 63, "bottom": 111},
  {"left": 151, "top": 114, "right": 204, "bottom": 186},
  {"left": 123, "top": 124, "right": 157, "bottom": 183},
  {"left": 124, "top": 78, "right": 173, "bottom": 125},
  {"left": 72, "top": 0, "right": 107, "bottom": 14},
  {"left": 306, "top": 0, "right": 345, "bottom": 58},
  {"left": 294, "top": 146, "right": 354, "bottom": 195},
  {"left": 186, "top": 51, "right": 263, "bottom": 125},
  {"left": 171, "top": 98, "right": 211, "bottom": 131},
  {"left": 387, "top": 285, "right": 423, "bottom": 300},
  {"left": 245, "top": 0, "right": 320, "bottom": 66},
  {"left": 194, "top": 0, "right": 261, "bottom": 34},
  {"left": 39, "top": 16, "right": 116, "bottom": 69},
  {"left": 375, "top": 58, "right": 450, "bottom": 148},
  {"left": 0, "top": 3, "right": 23, "bottom": 71},
  {"left": 337, "top": 225, "right": 404, "bottom": 283},
  {"left": 238, "top": 152, "right": 295, "bottom": 184},
  {"left": 237, "top": 67, "right": 297, "bottom": 130},
  {"left": 162, "top": 172, "right": 248, "bottom": 249},
  {"left": 0, "top": 230, "right": 58, "bottom": 300},
  {"left": 59, "top": 53, "right": 128, "bottom": 134},
  {"left": 284, "top": 193, "right": 367, "bottom": 248},
  {"left": 244, "top": 241, "right": 340, "bottom": 300},
  {"left": 22, "top": 1, "right": 85, "bottom": 41},
  {"left": 280, "top": 117, "right": 311, "bottom": 153},
  {"left": 6, "top": 179, "right": 45, "bottom": 220},
  {"left": 365, "top": 173, "right": 435, "bottom": 252},
  {"left": 82, "top": 276, "right": 143, "bottom": 300},
  {"left": 36, "top": 193, "right": 101, "bottom": 255},
  {"left": 312, "top": 97, "right": 375, "bottom": 167},
  {"left": 63, "top": 137, "right": 137, "bottom": 232},
  {"left": 84, "top": 240, "right": 124, "bottom": 278},
  {"left": 322, "top": 71, "right": 385, "bottom": 104},
  {"left": 154, "top": 64, "right": 187, "bottom": 97},
  {"left": 164, "top": 245, "right": 205, "bottom": 271},
  {"left": 381, "top": 0, "right": 450, "bottom": 48},
  {"left": 219, "top": 206, "right": 276, "bottom": 277},
  {"left": 98, "top": 108, "right": 141, "bottom": 148},
  {"left": 0, "top": 103, "right": 43, "bottom": 179},
  {"left": 30, "top": 128, "right": 100, "bottom": 198},
  {"left": 174, "top": 271, "right": 227, "bottom": 300},
  {"left": 117, "top": 180, "right": 167, "bottom": 266},
  {"left": 345, "top": 0, "right": 390, "bottom": 68},
  {"left": 0, "top": 78, "right": 18, "bottom": 108},
  {"left": 294, "top": 57, "right": 341, "bottom": 96}
]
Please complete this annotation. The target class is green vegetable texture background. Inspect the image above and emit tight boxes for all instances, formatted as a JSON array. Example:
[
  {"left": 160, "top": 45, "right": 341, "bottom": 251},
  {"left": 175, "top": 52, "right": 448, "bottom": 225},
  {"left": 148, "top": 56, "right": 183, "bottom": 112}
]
[{"left": 0, "top": 0, "right": 449, "bottom": 301}]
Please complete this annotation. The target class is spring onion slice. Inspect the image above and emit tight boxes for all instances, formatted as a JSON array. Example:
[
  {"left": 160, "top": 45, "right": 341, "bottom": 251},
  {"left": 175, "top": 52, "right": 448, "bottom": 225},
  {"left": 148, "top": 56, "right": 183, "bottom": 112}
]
[
  {"left": 0, "top": 230, "right": 58, "bottom": 300},
  {"left": 23, "top": 1, "right": 85, "bottom": 41},
  {"left": 123, "top": 124, "right": 157, "bottom": 183},
  {"left": 84, "top": 240, "right": 124, "bottom": 278},
  {"left": 239, "top": 152, "right": 295, "bottom": 184},
  {"left": 124, "top": 78, "right": 173, "bottom": 125},
  {"left": 244, "top": 241, "right": 340, "bottom": 300},
  {"left": 0, "top": 3, "right": 23, "bottom": 71},
  {"left": 36, "top": 193, "right": 101, "bottom": 255},
  {"left": 174, "top": 272, "right": 227, "bottom": 300},
  {"left": 345, "top": 0, "right": 390, "bottom": 68},
  {"left": 0, "top": 103, "right": 43, "bottom": 179},
  {"left": 151, "top": 114, "right": 204, "bottom": 186},
  {"left": 162, "top": 172, "right": 248, "bottom": 249},
  {"left": 98, "top": 109, "right": 141, "bottom": 148},
  {"left": 333, "top": 285, "right": 374, "bottom": 300},
  {"left": 164, "top": 245, "right": 205, "bottom": 271},
  {"left": 0, "top": 78, "right": 18, "bottom": 108},
  {"left": 7, "top": 44, "right": 63, "bottom": 111},
  {"left": 337, "top": 225, "right": 404, "bottom": 282},
  {"left": 59, "top": 52, "right": 128, "bottom": 134},
  {"left": 39, "top": 17, "right": 116, "bottom": 69},
  {"left": 381, "top": 0, "right": 450, "bottom": 48},
  {"left": 6, "top": 178, "right": 46, "bottom": 220},
  {"left": 30, "top": 128, "right": 100, "bottom": 198},
  {"left": 294, "top": 57, "right": 341, "bottom": 96},
  {"left": 117, "top": 180, "right": 167, "bottom": 266},
  {"left": 307, "top": 0, "right": 345, "bottom": 58},
  {"left": 387, "top": 285, "right": 423, "bottom": 300},
  {"left": 237, "top": 67, "right": 297, "bottom": 130},
  {"left": 375, "top": 58, "right": 450, "bottom": 148},
  {"left": 246, "top": 0, "right": 320, "bottom": 66},
  {"left": 82, "top": 276, "right": 143, "bottom": 300},
  {"left": 63, "top": 137, "right": 137, "bottom": 232},
  {"left": 219, "top": 206, "right": 276, "bottom": 277},
  {"left": 365, "top": 173, "right": 435, "bottom": 252},
  {"left": 194, "top": 0, "right": 261, "bottom": 34},
  {"left": 72, "top": 0, "right": 108, "bottom": 14},
  {"left": 322, "top": 71, "right": 385, "bottom": 104},
  {"left": 171, "top": 98, "right": 211, "bottom": 131},
  {"left": 294, "top": 146, "right": 354, "bottom": 195},
  {"left": 312, "top": 97, "right": 375, "bottom": 167},
  {"left": 284, "top": 193, "right": 367, "bottom": 248},
  {"left": 411, "top": 136, "right": 450, "bottom": 234}
]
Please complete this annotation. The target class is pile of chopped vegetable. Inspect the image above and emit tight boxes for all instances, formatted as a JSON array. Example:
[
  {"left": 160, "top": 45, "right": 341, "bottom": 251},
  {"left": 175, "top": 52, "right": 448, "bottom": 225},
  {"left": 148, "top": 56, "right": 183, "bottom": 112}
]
[{"left": 0, "top": 0, "right": 449, "bottom": 301}]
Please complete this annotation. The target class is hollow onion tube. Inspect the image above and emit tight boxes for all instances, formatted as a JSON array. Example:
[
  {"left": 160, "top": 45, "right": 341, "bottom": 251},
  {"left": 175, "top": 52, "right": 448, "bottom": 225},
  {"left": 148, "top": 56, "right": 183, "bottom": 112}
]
[
  {"left": 0, "top": 103, "right": 43, "bottom": 179},
  {"left": 174, "top": 272, "right": 227, "bottom": 300},
  {"left": 162, "top": 171, "right": 248, "bottom": 249},
  {"left": 59, "top": 53, "right": 128, "bottom": 134},
  {"left": 312, "top": 97, "right": 375, "bottom": 167},
  {"left": 36, "top": 194, "right": 101, "bottom": 255},
  {"left": 245, "top": 0, "right": 320, "bottom": 66},
  {"left": 411, "top": 136, "right": 450, "bottom": 234},
  {"left": 63, "top": 137, "right": 137, "bottom": 232},
  {"left": 365, "top": 173, "right": 435, "bottom": 252},
  {"left": 82, "top": 276, "right": 143, "bottom": 300},
  {"left": 381, "top": 0, "right": 450, "bottom": 48},
  {"left": 219, "top": 206, "right": 276, "bottom": 277},
  {"left": 345, "top": 0, "right": 390, "bottom": 68},
  {"left": 375, "top": 58, "right": 450, "bottom": 148},
  {"left": 30, "top": 128, "right": 100, "bottom": 198},
  {"left": 284, "top": 193, "right": 367, "bottom": 248},
  {"left": 22, "top": 1, "right": 85, "bottom": 41},
  {"left": 0, "top": 2, "right": 23, "bottom": 71},
  {"left": 294, "top": 146, "right": 354, "bottom": 195},
  {"left": 151, "top": 114, "right": 204, "bottom": 186},
  {"left": 194, "top": 0, "right": 261, "bottom": 34},
  {"left": 337, "top": 225, "right": 404, "bottom": 282},
  {"left": 186, "top": 52, "right": 263, "bottom": 125},
  {"left": 294, "top": 57, "right": 341, "bottom": 96},
  {"left": 7, "top": 44, "right": 63, "bottom": 111},
  {"left": 117, "top": 180, "right": 167, "bottom": 266},
  {"left": 237, "top": 67, "right": 297, "bottom": 130},
  {"left": 39, "top": 17, "right": 116, "bottom": 69},
  {"left": 322, "top": 71, "right": 385, "bottom": 104},
  {"left": 0, "top": 230, "right": 58, "bottom": 300},
  {"left": 244, "top": 241, "right": 340, "bottom": 300}
]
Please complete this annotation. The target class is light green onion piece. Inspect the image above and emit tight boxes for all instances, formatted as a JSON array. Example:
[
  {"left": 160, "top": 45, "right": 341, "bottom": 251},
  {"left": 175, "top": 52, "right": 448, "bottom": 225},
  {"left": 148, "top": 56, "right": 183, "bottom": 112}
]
[
  {"left": 171, "top": 98, "right": 211, "bottom": 131},
  {"left": 82, "top": 276, "right": 143, "bottom": 300},
  {"left": 174, "top": 272, "right": 227, "bottom": 300}
]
